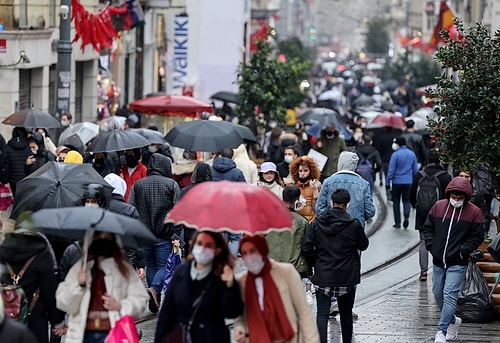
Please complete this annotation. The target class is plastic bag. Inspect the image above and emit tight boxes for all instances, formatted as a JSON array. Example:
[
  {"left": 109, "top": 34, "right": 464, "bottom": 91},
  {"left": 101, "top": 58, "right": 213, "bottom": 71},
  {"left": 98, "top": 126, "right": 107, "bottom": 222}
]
[
  {"left": 105, "top": 315, "right": 139, "bottom": 343},
  {"left": 455, "top": 260, "right": 493, "bottom": 323}
]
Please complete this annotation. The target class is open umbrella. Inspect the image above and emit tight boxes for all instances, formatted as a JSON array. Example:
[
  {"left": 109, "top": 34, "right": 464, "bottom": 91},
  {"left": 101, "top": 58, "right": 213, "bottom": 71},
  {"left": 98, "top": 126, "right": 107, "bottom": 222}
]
[
  {"left": 232, "top": 123, "right": 257, "bottom": 144},
  {"left": 299, "top": 108, "right": 345, "bottom": 129},
  {"left": 368, "top": 112, "right": 407, "bottom": 129},
  {"left": 100, "top": 116, "right": 127, "bottom": 131},
  {"left": 58, "top": 122, "right": 100, "bottom": 145},
  {"left": 129, "top": 95, "right": 213, "bottom": 117},
  {"left": 165, "top": 181, "right": 293, "bottom": 235},
  {"left": 164, "top": 120, "right": 244, "bottom": 152},
  {"left": 11, "top": 162, "right": 113, "bottom": 219},
  {"left": 27, "top": 207, "right": 156, "bottom": 249},
  {"left": 129, "top": 128, "right": 165, "bottom": 145},
  {"left": 2, "top": 109, "right": 60, "bottom": 128},
  {"left": 209, "top": 91, "right": 240, "bottom": 104},
  {"left": 87, "top": 129, "right": 150, "bottom": 153},
  {"left": 351, "top": 94, "right": 375, "bottom": 107}
]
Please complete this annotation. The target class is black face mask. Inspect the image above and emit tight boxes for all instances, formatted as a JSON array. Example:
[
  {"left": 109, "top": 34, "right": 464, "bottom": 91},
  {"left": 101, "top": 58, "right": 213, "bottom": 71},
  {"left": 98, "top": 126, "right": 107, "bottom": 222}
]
[
  {"left": 298, "top": 175, "right": 310, "bottom": 183},
  {"left": 125, "top": 154, "right": 138, "bottom": 168},
  {"left": 90, "top": 239, "right": 116, "bottom": 258},
  {"left": 94, "top": 158, "right": 105, "bottom": 167}
]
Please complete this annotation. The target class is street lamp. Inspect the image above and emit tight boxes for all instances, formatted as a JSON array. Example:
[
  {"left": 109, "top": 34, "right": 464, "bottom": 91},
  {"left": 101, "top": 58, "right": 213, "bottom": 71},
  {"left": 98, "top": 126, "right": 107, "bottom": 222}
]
[{"left": 56, "top": 0, "right": 72, "bottom": 118}]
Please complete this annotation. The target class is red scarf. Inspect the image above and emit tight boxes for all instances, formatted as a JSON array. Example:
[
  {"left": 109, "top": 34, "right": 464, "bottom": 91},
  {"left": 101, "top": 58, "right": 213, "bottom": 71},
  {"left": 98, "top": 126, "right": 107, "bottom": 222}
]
[{"left": 242, "top": 241, "right": 295, "bottom": 342}]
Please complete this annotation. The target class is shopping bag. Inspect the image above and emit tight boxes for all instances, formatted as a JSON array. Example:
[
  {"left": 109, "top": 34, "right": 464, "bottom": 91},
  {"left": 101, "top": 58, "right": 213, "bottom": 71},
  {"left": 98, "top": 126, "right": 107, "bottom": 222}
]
[
  {"left": 163, "top": 245, "right": 182, "bottom": 293},
  {"left": 105, "top": 315, "right": 139, "bottom": 343}
]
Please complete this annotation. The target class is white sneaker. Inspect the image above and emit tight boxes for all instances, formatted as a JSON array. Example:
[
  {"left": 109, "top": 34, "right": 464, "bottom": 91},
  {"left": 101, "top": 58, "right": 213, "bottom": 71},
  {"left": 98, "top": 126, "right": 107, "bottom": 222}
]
[
  {"left": 446, "top": 316, "right": 462, "bottom": 340},
  {"left": 435, "top": 330, "right": 447, "bottom": 343}
]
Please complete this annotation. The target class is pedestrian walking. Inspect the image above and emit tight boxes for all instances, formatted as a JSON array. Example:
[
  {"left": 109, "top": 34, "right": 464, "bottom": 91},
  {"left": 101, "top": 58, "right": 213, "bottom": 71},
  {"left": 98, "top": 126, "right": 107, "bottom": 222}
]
[
  {"left": 288, "top": 156, "right": 322, "bottom": 223},
  {"left": 386, "top": 136, "right": 418, "bottom": 228},
  {"left": 423, "top": 177, "right": 484, "bottom": 343},
  {"left": 233, "top": 144, "right": 259, "bottom": 185},
  {"left": 256, "top": 162, "right": 284, "bottom": 199},
  {"left": 302, "top": 188, "right": 369, "bottom": 343},
  {"left": 402, "top": 119, "right": 427, "bottom": 167},
  {"left": 117, "top": 148, "right": 147, "bottom": 201},
  {"left": 354, "top": 134, "right": 382, "bottom": 194},
  {"left": 313, "top": 125, "right": 348, "bottom": 181},
  {"left": 154, "top": 231, "right": 243, "bottom": 343}
]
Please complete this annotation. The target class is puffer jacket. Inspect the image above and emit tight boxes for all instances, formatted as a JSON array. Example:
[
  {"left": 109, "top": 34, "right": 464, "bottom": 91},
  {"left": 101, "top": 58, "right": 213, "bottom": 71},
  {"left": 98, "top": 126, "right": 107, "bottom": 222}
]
[
  {"left": 7, "top": 132, "right": 31, "bottom": 192},
  {"left": 211, "top": 157, "right": 245, "bottom": 182},
  {"left": 423, "top": 177, "right": 484, "bottom": 269}
]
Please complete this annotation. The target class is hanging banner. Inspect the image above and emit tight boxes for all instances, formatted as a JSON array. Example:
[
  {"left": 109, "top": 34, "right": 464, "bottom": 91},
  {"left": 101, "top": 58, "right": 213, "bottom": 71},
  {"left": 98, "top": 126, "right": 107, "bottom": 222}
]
[{"left": 166, "top": 14, "right": 190, "bottom": 95}]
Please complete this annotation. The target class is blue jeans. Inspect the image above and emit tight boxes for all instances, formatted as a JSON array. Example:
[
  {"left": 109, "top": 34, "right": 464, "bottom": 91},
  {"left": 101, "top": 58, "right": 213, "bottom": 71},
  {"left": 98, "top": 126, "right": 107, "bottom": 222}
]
[
  {"left": 144, "top": 239, "right": 172, "bottom": 295},
  {"left": 391, "top": 184, "right": 411, "bottom": 225},
  {"left": 432, "top": 264, "right": 466, "bottom": 333},
  {"left": 83, "top": 330, "right": 108, "bottom": 343},
  {"left": 316, "top": 289, "right": 356, "bottom": 343},
  {"left": 223, "top": 232, "right": 242, "bottom": 256}
]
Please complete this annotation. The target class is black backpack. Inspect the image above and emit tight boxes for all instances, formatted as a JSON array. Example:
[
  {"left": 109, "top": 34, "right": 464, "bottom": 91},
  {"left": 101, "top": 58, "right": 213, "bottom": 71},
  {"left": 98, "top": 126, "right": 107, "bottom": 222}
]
[{"left": 416, "top": 170, "right": 447, "bottom": 214}]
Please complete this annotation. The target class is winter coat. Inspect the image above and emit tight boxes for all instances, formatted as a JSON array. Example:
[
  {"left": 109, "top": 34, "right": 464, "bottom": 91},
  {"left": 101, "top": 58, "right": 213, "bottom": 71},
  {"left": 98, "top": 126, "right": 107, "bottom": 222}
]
[
  {"left": 386, "top": 146, "right": 418, "bottom": 185},
  {"left": 277, "top": 160, "right": 291, "bottom": 180},
  {"left": 172, "top": 160, "right": 198, "bottom": 189},
  {"left": 141, "top": 144, "right": 174, "bottom": 167},
  {"left": 128, "top": 153, "right": 181, "bottom": 239},
  {"left": 56, "top": 258, "right": 148, "bottom": 343},
  {"left": 7, "top": 134, "right": 31, "bottom": 192},
  {"left": 234, "top": 260, "right": 319, "bottom": 343},
  {"left": 257, "top": 180, "right": 283, "bottom": 199},
  {"left": 211, "top": 157, "right": 246, "bottom": 182},
  {"left": 24, "top": 132, "right": 56, "bottom": 176},
  {"left": 117, "top": 161, "right": 147, "bottom": 201},
  {"left": 59, "top": 241, "right": 83, "bottom": 282},
  {"left": 154, "top": 262, "right": 244, "bottom": 343},
  {"left": 374, "top": 130, "right": 398, "bottom": 164},
  {"left": 316, "top": 152, "right": 375, "bottom": 228},
  {"left": 409, "top": 164, "right": 452, "bottom": 230},
  {"left": 233, "top": 144, "right": 258, "bottom": 184},
  {"left": 402, "top": 131, "right": 427, "bottom": 165},
  {"left": 302, "top": 207, "right": 369, "bottom": 287},
  {"left": 0, "top": 232, "right": 65, "bottom": 343},
  {"left": 355, "top": 143, "right": 382, "bottom": 176},
  {"left": 423, "top": 177, "right": 484, "bottom": 269},
  {"left": 313, "top": 134, "right": 347, "bottom": 178},
  {"left": 295, "top": 179, "right": 321, "bottom": 223}
]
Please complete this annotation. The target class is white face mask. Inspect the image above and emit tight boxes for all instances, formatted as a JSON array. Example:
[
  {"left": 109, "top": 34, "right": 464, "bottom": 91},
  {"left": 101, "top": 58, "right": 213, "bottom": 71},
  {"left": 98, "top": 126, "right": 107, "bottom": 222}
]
[
  {"left": 392, "top": 143, "right": 400, "bottom": 151},
  {"left": 450, "top": 198, "right": 464, "bottom": 208},
  {"left": 31, "top": 149, "right": 38, "bottom": 155},
  {"left": 284, "top": 155, "right": 294, "bottom": 164},
  {"left": 61, "top": 120, "right": 69, "bottom": 127},
  {"left": 84, "top": 203, "right": 99, "bottom": 208},
  {"left": 148, "top": 145, "right": 158, "bottom": 153},
  {"left": 244, "top": 253, "right": 265, "bottom": 275},
  {"left": 192, "top": 245, "right": 215, "bottom": 265}
]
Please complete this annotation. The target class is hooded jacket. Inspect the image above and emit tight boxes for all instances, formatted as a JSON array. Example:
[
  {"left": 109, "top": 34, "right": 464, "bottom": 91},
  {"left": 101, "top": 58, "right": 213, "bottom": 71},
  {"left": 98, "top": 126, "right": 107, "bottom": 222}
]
[
  {"left": 7, "top": 129, "right": 31, "bottom": 190},
  {"left": 316, "top": 152, "right": 375, "bottom": 228},
  {"left": 24, "top": 132, "right": 56, "bottom": 176},
  {"left": 423, "top": 177, "right": 484, "bottom": 269},
  {"left": 302, "top": 207, "right": 369, "bottom": 287},
  {"left": 128, "top": 153, "right": 181, "bottom": 239},
  {"left": 211, "top": 157, "right": 245, "bottom": 182},
  {"left": 232, "top": 144, "right": 258, "bottom": 184}
]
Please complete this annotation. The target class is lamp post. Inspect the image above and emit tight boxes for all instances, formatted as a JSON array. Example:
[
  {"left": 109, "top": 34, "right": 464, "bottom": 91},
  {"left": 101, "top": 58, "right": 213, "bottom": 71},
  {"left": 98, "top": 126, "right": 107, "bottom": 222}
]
[{"left": 56, "top": 0, "right": 72, "bottom": 118}]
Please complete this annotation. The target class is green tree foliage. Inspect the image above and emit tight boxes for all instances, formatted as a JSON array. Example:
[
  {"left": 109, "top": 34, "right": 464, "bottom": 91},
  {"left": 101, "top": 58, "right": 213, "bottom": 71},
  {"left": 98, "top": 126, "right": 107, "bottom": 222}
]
[
  {"left": 237, "top": 34, "right": 311, "bottom": 128},
  {"left": 427, "top": 19, "right": 500, "bottom": 177},
  {"left": 365, "top": 17, "right": 390, "bottom": 55}
]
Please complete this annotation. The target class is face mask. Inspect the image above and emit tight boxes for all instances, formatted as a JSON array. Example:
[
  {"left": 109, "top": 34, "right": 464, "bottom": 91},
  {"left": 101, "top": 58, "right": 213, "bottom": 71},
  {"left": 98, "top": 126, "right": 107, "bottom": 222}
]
[
  {"left": 57, "top": 158, "right": 64, "bottom": 162},
  {"left": 31, "top": 149, "right": 38, "bottom": 155},
  {"left": 392, "top": 143, "right": 400, "bottom": 151},
  {"left": 450, "top": 198, "right": 464, "bottom": 208},
  {"left": 38, "top": 131, "right": 46, "bottom": 137},
  {"left": 148, "top": 145, "right": 158, "bottom": 153},
  {"left": 360, "top": 122, "right": 367, "bottom": 128},
  {"left": 326, "top": 133, "right": 335, "bottom": 139},
  {"left": 298, "top": 175, "right": 310, "bottom": 183},
  {"left": 244, "top": 253, "right": 265, "bottom": 275},
  {"left": 284, "top": 155, "right": 294, "bottom": 164},
  {"left": 90, "top": 239, "right": 115, "bottom": 257},
  {"left": 125, "top": 154, "right": 138, "bottom": 168},
  {"left": 61, "top": 120, "right": 69, "bottom": 127},
  {"left": 94, "top": 158, "right": 104, "bottom": 167},
  {"left": 85, "top": 202, "right": 99, "bottom": 208},
  {"left": 192, "top": 245, "right": 215, "bottom": 265}
]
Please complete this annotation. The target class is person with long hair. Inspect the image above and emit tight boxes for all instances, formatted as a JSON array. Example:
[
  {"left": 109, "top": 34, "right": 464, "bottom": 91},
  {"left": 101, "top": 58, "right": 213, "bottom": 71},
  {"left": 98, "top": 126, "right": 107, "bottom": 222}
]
[
  {"left": 256, "top": 162, "right": 285, "bottom": 199},
  {"left": 288, "top": 156, "right": 322, "bottom": 223},
  {"left": 155, "top": 231, "right": 244, "bottom": 343},
  {"left": 56, "top": 231, "right": 148, "bottom": 343}
]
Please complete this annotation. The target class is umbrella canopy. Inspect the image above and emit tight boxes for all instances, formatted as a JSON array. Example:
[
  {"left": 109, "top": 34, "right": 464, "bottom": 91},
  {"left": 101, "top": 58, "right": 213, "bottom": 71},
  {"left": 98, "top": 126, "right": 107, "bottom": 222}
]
[
  {"left": 99, "top": 116, "right": 127, "bottom": 131},
  {"left": 164, "top": 120, "right": 244, "bottom": 152},
  {"left": 299, "top": 108, "right": 345, "bottom": 129},
  {"left": 58, "top": 122, "right": 100, "bottom": 145},
  {"left": 58, "top": 133, "right": 85, "bottom": 155},
  {"left": 129, "top": 95, "right": 213, "bottom": 117},
  {"left": 165, "top": 181, "right": 293, "bottom": 235},
  {"left": 351, "top": 94, "right": 375, "bottom": 107},
  {"left": 210, "top": 91, "right": 240, "bottom": 104},
  {"left": 87, "top": 129, "right": 150, "bottom": 153},
  {"left": 2, "top": 109, "right": 60, "bottom": 128},
  {"left": 317, "top": 89, "right": 342, "bottom": 101},
  {"left": 406, "top": 116, "right": 428, "bottom": 131},
  {"left": 232, "top": 123, "right": 257, "bottom": 144},
  {"left": 28, "top": 207, "right": 156, "bottom": 249},
  {"left": 379, "top": 78, "right": 399, "bottom": 92},
  {"left": 368, "top": 112, "right": 407, "bottom": 129},
  {"left": 129, "top": 128, "right": 165, "bottom": 145},
  {"left": 11, "top": 162, "right": 113, "bottom": 219}
]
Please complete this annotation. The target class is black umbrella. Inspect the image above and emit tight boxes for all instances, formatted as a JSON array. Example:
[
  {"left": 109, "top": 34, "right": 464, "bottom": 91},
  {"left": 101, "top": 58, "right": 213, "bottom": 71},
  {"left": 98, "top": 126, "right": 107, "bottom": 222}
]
[
  {"left": 27, "top": 207, "right": 156, "bottom": 249},
  {"left": 11, "top": 162, "right": 113, "bottom": 219},
  {"left": 210, "top": 91, "right": 240, "bottom": 104},
  {"left": 164, "top": 120, "right": 244, "bottom": 152},
  {"left": 299, "top": 108, "right": 345, "bottom": 129},
  {"left": 2, "top": 108, "right": 60, "bottom": 128},
  {"left": 129, "top": 128, "right": 165, "bottom": 145},
  {"left": 351, "top": 94, "right": 375, "bottom": 107},
  {"left": 232, "top": 124, "right": 257, "bottom": 144},
  {"left": 87, "top": 129, "right": 150, "bottom": 153}
]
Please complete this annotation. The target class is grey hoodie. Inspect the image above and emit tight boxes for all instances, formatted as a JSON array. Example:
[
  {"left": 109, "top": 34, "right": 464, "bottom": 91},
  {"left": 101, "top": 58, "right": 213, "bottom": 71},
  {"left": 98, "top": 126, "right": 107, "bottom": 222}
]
[{"left": 337, "top": 151, "right": 359, "bottom": 172}]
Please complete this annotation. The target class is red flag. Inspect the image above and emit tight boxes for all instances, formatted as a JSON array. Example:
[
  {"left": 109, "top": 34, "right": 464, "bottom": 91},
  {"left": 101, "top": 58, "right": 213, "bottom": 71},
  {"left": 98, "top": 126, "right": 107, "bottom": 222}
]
[{"left": 429, "top": 1, "right": 456, "bottom": 49}]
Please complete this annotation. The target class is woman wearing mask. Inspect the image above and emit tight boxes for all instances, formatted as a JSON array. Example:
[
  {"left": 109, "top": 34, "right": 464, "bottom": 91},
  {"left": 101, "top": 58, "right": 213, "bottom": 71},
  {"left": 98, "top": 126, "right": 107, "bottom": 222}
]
[
  {"left": 155, "top": 231, "right": 243, "bottom": 343},
  {"left": 288, "top": 156, "right": 322, "bottom": 223},
  {"left": 233, "top": 235, "right": 319, "bottom": 343},
  {"left": 256, "top": 162, "right": 284, "bottom": 199},
  {"left": 56, "top": 230, "right": 148, "bottom": 343},
  {"left": 117, "top": 148, "right": 147, "bottom": 201}
]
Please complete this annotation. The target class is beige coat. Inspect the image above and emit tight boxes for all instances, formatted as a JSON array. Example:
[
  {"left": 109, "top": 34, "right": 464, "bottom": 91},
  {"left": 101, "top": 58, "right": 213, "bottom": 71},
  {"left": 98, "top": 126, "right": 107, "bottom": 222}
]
[{"left": 234, "top": 260, "right": 319, "bottom": 343}]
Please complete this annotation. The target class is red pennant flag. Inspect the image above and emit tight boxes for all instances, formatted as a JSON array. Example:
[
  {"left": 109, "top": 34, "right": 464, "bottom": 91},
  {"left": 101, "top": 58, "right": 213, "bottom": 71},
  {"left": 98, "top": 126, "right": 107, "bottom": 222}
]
[{"left": 429, "top": 1, "right": 456, "bottom": 50}]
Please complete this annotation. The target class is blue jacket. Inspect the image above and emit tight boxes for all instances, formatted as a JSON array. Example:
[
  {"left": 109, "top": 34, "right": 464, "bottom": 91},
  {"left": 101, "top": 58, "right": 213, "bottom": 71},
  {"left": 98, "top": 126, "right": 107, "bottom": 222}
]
[
  {"left": 386, "top": 146, "right": 418, "bottom": 185},
  {"left": 211, "top": 157, "right": 245, "bottom": 182},
  {"left": 315, "top": 152, "right": 375, "bottom": 228}
]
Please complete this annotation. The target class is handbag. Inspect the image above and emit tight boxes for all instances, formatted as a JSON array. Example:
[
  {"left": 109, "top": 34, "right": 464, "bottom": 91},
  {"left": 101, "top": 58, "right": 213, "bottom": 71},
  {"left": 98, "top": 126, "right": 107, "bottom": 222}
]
[
  {"left": 105, "top": 315, "right": 139, "bottom": 343},
  {"left": 162, "top": 277, "right": 213, "bottom": 343}
]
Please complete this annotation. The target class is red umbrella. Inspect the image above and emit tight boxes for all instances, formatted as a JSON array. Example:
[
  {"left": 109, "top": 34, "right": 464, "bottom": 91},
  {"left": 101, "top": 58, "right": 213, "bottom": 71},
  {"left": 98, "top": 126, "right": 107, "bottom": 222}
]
[
  {"left": 129, "top": 95, "right": 213, "bottom": 117},
  {"left": 368, "top": 112, "right": 407, "bottom": 129},
  {"left": 165, "top": 181, "right": 293, "bottom": 235}
]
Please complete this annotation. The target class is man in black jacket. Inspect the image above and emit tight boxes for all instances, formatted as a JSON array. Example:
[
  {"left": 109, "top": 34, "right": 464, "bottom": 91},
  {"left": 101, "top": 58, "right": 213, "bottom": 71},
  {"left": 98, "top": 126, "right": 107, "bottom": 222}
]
[{"left": 302, "top": 189, "right": 369, "bottom": 343}]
